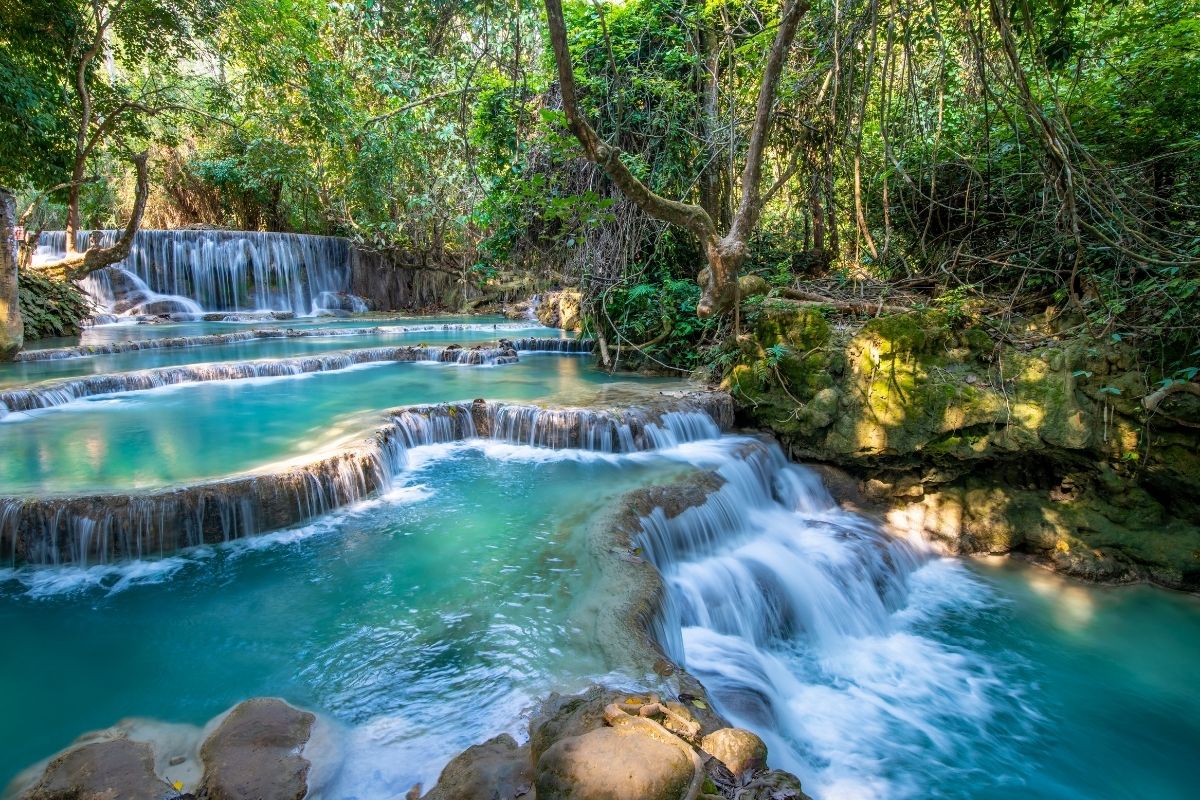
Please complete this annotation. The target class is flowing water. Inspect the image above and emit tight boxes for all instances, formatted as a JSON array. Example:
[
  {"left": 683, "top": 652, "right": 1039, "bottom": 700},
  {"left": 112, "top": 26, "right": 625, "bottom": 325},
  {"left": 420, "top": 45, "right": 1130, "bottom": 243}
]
[
  {"left": 0, "top": 309, "right": 1196, "bottom": 799},
  {"left": 36, "top": 230, "right": 359, "bottom": 316}
]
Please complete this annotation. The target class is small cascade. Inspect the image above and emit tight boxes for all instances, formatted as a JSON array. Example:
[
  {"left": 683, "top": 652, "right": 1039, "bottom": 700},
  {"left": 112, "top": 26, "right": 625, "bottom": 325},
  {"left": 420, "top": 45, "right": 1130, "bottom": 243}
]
[
  {"left": 524, "top": 294, "right": 542, "bottom": 321},
  {"left": 36, "top": 229, "right": 365, "bottom": 316},
  {"left": 77, "top": 266, "right": 204, "bottom": 319},
  {"left": 0, "top": 346, "right": 518, "bottom": 418},
  {"left": 633, "top": 439, "right": 1007, "bottom": 798},
  {"left": 485, "top": 398, "right": 726, "bottom": 452},
  {"left": 508, "top": 337, "right": 595, "bottom": 353},
  {"left": 0, "top": 403, "right": 474, "bottom": 566},
  {"left": 14, "top": 327, "right": 389, "bottom": 362},
  {"left": 0, "top": 393, "right": 732, "bottom": 565}
]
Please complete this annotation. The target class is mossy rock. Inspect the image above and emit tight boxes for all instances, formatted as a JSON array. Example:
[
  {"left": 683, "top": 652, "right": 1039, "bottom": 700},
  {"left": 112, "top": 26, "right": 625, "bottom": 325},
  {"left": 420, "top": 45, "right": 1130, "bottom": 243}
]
[
  {"left": 859, "top": 310, "right": 954, "bottom": 356},
  {"left": 754, "top": 306, "right": 831, "bottom": 353}
]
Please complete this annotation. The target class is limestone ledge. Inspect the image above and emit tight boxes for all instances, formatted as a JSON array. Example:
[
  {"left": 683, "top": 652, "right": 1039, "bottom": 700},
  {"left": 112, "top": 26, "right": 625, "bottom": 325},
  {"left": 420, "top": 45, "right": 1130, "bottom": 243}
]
[{"left": 727, "top": 304, "right": 1200, "bottom": 590}]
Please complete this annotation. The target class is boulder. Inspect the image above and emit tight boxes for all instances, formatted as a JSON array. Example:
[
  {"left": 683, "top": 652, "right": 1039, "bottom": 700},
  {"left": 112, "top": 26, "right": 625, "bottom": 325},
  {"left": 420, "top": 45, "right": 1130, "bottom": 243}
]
[
  {"left": 196, "top": 698, "right": 314, "bottom": 800},
  {"left": 700, "top": 728, "right": 768, "bottom": 777},
  {"left": 534, "top": 726, "right": 694, "bottom": 800},
  {"left": 739, "top": 769, "right": 814, "bottom": 800},
  {"left": 421, "top": 734, "right": 532, "bottom": 800},
  {"left": 19, "top": 737, "right": 174, "bottom": 800},
  {"left": 535, "top": 290, "right": 582, "bottom": 331}
]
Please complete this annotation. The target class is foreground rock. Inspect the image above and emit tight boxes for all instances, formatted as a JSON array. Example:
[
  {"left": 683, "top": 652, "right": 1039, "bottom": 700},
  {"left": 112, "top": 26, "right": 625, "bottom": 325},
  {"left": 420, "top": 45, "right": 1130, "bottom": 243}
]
[
  {"left": 423, "top": 686, "right": 812, "bottom": 800},
  {"left": 197, "top": 698, "right": 315, "bottom": 800},
  {"left": 19, "top": 738, "right": 175, "bottom": 800},
  {"left": 421, "top": 734, "right": 533, "bottom": 800}
]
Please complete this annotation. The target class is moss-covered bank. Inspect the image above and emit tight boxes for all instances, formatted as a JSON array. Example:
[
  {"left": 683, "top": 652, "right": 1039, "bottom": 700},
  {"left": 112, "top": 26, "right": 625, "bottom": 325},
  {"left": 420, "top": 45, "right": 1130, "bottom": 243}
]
[{"left": 725, "top": 302, "right": 1200, "bottom": 590}]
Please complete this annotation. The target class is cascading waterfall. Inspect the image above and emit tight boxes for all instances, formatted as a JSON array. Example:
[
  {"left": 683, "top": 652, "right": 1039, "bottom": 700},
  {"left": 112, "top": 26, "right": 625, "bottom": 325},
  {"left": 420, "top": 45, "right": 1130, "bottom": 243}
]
[
  {"left": 0, "top": 346, "right": 518, "bottom": 418},
  {"left": 508, "top": 337, "right": 595, "bottom": 353},
  {"left": 635, "top": 439, "right": 1014, "bottom": 800},
  {"left": 0, "top": 394, "right": 733, "bottom": 565},
  {"left": 35, "top": 229, "right": 365, "bottom": 316}
]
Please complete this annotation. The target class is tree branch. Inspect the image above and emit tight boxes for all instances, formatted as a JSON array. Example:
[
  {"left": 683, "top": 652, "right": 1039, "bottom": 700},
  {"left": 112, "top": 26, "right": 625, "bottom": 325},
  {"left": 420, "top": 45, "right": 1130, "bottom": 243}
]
[
  {"left": 36, "top": 152, "right": 150, "bottom": 282},
  {"left": 543, "top": 0, "right": 717, "bottom": 241}
]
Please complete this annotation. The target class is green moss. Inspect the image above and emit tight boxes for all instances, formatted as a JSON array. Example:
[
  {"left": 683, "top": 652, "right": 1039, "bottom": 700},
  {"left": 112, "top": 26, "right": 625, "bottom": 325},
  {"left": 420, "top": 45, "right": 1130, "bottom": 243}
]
[{"left": 860, "top": 310, "right": 953, "bottom": 355}]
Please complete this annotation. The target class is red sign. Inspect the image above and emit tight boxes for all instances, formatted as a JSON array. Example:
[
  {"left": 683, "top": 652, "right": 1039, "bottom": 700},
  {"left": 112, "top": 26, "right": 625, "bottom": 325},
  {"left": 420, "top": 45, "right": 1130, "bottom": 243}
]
[{"left": 12, "top": 226, "right": 24, "bottom": 241}]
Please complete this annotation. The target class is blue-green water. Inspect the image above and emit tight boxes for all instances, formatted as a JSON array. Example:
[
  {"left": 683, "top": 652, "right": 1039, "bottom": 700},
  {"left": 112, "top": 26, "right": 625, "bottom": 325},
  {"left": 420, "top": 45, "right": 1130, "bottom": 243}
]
[
  {"left": 0, "top": 355, "right": 679, "bottom": 493},
  {"left": 1, "top": 316, "right": 1197, "bottom": 800}
]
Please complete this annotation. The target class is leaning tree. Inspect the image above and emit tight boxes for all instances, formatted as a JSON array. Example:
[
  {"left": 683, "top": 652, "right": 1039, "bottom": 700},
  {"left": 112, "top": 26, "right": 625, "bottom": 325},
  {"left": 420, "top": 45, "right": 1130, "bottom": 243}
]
[{"left": 542, "top": 0, "right": 810, "bottom": 320}]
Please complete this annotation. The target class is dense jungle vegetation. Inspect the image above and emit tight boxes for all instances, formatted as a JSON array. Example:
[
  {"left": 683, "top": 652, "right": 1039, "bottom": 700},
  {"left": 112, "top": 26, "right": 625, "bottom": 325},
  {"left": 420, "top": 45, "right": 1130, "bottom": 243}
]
[{"left": 2, "top": 0, "right": 1198, "bottom": 376}]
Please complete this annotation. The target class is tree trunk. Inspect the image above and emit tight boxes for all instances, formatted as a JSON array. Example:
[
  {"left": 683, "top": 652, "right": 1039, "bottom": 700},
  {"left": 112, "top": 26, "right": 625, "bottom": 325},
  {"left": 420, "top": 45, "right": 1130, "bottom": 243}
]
[
  {"left": 1, "top": 188, "right": 24, "bottom": 361},
  {"left": 37, "top": 152, "right": 150, "bottom": 282},
  {"left": 543, "top": 0, "right": 808, "bottom": 319}
]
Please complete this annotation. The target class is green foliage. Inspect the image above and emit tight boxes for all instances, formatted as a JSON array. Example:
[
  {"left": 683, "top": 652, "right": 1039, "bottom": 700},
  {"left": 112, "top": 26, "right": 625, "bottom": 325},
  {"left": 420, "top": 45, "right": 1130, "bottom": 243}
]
[
  {"left": 603, "top": 272, "right": 718, "bottom": 370},
  {"left": 17, "top": 272, "right": 93, "bottom": 340}
]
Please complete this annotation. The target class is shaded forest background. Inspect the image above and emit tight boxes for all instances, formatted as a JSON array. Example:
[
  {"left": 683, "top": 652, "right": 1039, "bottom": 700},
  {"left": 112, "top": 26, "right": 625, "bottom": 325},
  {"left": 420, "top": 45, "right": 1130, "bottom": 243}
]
[{"left": 2, "top": 0, "right": 1198, "bottom": 373}]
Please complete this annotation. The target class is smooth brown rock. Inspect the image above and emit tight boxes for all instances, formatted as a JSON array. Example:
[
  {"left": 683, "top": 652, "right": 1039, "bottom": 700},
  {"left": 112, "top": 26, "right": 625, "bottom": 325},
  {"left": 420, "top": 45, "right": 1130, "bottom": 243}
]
[
  {"left": 20, "top": 737, "right": 173, "bottom": 800},
  {"left": 534, "top": 726, "right": 693, "bottom": 800},
  {"left": 196, "top": 698, "right": 314, "bottom": 800},
  {"left": 421, "top": 734, "right": 532, "bottom": 800},
  {"left": 700, "top": 728, "right": 768, "bottom": 777}
]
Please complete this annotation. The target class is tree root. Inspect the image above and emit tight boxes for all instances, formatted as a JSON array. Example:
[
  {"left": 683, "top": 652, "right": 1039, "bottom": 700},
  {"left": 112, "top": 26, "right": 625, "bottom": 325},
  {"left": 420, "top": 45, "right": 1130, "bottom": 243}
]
[
  {"left": 604, "top": 702, "right": 706, "bottom": 800},
  {"left": 1142, "top": 381, "right": 1200, "bottom": 428},
  {"left": 779, "top": 287, "right": 908, "bottom": 315}
]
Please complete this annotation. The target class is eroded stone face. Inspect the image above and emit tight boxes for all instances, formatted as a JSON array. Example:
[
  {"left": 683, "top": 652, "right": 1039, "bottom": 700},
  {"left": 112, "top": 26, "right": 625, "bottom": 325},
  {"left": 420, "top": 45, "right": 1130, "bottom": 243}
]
[{"left": 197, "top": 698, "right": 315, "bottom": 800}]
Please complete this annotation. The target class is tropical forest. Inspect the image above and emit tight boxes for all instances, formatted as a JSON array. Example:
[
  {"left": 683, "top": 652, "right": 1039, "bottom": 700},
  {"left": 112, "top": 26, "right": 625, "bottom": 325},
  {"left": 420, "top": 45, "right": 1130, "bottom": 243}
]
[{"left": 1, "top": 0, "right": 1198, "bottom": 798}]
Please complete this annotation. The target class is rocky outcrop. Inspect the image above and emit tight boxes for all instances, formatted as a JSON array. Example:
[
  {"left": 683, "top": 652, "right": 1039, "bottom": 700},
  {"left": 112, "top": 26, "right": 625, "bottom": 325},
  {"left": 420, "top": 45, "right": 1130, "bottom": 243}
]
[
  {"left": 420, "top": 734, "right": 533, "bottom": 800},
  {"left": 536, "top": 290, "right": 583, "bottom": 331},
  {"left": 424, "top": 687, "right": 812, "bottom": 800},
  {"left": 13, "top": 699, "right": 315, "bottom": 800},
  {"left": 197, "top": 699, "right": 315, "bottom": 800},
  {"left": 727, "top": 304, "right": 1200, "bottom": 588},
  {"left": 348, "top": 247, "right": 477, "bottom": 311},
  {"left": 18, "top": 738, "right": 175, "bottom": 800}
]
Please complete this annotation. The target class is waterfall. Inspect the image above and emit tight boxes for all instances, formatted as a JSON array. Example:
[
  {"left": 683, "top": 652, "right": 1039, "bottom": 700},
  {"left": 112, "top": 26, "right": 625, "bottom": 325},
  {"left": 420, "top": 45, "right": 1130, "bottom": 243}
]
[
  {"left": 35, "top": 229, "right": 365, "bottom": 316},
  {"left": 633, "top": 440, "right": 1009, "bottom": 799},
  {"left": 0, "top": 346, "right": 518, "bottom": 418},
  {"left": 0, "top": 393, "right": 733, "bottom": 565},
  {"left": 485, "top": 401, "right": 724, "bottom": 452},
  {"left": 508, "top": 337, "right": 595, "bottom": 353}
]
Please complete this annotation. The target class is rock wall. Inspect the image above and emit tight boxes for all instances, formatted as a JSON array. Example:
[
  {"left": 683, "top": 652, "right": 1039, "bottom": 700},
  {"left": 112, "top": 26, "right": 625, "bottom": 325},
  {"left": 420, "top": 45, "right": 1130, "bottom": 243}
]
[
  {"left": 727, "top": 304, "right": 1200, "bottom": 589},
  {"left": 348, "top": 247, "right": 478, "bottom": 311},
  {"left": 536, "top": 289, "right": 583, "bottom": 331}
]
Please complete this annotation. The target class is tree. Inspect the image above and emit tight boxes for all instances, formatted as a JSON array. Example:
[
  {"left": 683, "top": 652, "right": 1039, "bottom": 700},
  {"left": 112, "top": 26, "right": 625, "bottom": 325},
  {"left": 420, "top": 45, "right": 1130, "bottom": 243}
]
[
  {"left": 1, "top": 188, "right": 23, "bottom": 360},
  {"left": 543, "top": 0, "right": 809, "bottom": 319},
  {"left": 31, "top": 0, "right": 218, "bottom": 281}
]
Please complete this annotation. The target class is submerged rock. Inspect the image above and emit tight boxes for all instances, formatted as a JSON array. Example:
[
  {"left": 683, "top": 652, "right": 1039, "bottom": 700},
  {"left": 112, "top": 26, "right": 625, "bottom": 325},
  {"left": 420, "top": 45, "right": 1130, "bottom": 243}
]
[
  {"left": 197, "top": 698, "right": 314, "bottom": 800},
  {"left": 19, "top": 737, "right": 174, "bottom": 800}
]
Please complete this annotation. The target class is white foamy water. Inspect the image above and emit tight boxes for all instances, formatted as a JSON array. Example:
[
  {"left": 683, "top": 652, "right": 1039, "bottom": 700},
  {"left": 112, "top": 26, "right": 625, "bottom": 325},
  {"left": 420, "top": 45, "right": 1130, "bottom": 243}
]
[{"left": 639, "top": 442, "right": 1033, "bottom": 800}]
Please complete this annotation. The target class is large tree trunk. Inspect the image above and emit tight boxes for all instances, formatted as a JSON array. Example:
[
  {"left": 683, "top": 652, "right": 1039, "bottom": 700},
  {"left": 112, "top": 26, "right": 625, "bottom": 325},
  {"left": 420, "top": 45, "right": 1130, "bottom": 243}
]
[
  {"left": 37, "top": 152, "right": 150, "bottom": 282},
  {"left": 543, "top": 0, "right": 808, "bottom": 319},
  {"left": 1, "top": 188, "right": 24, "bottom": 361}
]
